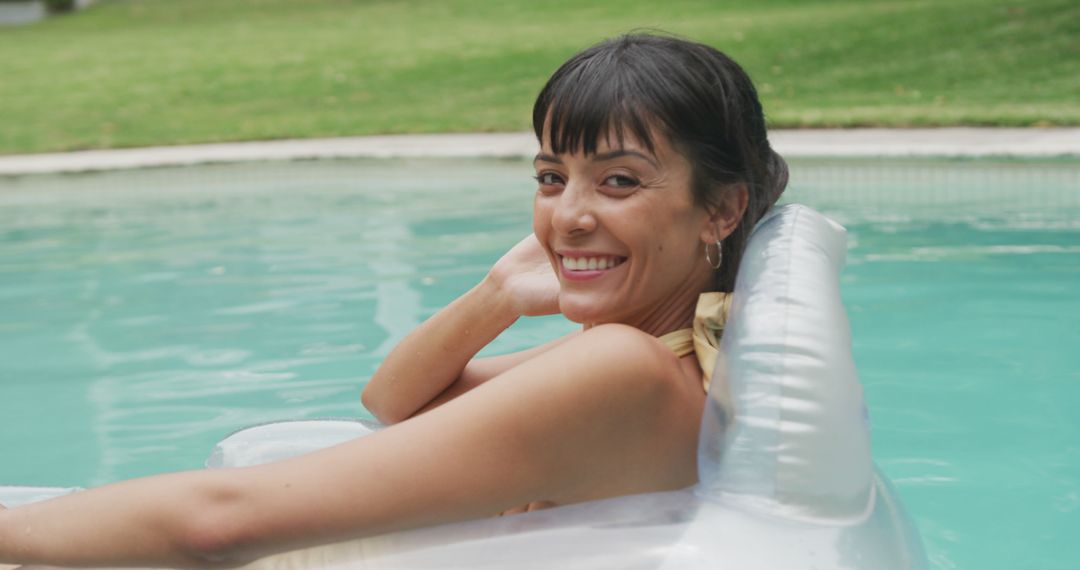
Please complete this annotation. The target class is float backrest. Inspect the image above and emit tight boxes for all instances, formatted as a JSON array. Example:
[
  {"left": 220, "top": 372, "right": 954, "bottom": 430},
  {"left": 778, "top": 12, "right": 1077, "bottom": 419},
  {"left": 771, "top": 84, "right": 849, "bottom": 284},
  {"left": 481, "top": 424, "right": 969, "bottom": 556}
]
[{"left": 699, "top": 204, "right": 874, "bottom": 521}]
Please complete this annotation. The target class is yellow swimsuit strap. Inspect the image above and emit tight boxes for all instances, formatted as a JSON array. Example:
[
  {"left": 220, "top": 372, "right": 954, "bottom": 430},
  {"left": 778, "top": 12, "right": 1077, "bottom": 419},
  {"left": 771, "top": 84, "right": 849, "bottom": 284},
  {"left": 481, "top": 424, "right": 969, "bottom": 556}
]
[
  {"left": 658, "top": 328, "right": 695, "bottom": 357},
  {"left": 655, "top": 292, "right": 733, "bottom": 394}
]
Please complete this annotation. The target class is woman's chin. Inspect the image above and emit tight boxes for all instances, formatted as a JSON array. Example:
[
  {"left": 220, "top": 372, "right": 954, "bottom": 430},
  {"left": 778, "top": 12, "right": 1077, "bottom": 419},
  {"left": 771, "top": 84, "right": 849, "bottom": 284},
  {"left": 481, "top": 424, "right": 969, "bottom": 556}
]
[{"left": 558, "top": 297, "right": 619, "bottom": 325}]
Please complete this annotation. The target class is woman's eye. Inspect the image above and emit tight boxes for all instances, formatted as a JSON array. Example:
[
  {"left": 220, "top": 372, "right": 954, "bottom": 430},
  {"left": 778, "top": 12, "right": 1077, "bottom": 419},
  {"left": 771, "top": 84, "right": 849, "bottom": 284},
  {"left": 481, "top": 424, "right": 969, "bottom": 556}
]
[
  {"left": 603, "top": 175, "right": 638, "bottom": 189},
  {"left": 534, "top": 172, "right": 565, "bottom": 186}
]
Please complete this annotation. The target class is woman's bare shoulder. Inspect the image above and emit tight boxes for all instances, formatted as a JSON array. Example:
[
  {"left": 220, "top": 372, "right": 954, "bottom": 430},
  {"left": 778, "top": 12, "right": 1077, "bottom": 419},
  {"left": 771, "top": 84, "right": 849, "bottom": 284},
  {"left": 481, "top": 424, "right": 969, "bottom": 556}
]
[{"left": 560, "top": 323, "right": 688, "bottom": 386}]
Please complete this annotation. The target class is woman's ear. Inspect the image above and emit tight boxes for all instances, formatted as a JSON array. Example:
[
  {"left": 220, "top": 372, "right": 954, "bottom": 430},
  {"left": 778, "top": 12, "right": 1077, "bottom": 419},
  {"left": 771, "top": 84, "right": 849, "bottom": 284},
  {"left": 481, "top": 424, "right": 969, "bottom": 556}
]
[{"left": 700, "top": 183, "right": 749, "bottom": 243}]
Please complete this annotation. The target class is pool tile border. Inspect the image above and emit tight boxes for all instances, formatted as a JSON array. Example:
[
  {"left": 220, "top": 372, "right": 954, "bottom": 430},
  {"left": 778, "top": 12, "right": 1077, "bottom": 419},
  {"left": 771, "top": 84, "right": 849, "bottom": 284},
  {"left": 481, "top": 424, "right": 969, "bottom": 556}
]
[{"left": 0, "top": 128, "right": 1077, "bottom": 176}]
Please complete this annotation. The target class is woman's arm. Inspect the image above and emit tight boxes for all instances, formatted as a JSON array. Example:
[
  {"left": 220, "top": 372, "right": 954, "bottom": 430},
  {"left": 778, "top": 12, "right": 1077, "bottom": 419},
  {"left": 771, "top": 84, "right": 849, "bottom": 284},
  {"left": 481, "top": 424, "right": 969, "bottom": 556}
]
[
  {"left": 1, "top": 325, "right": 701, "bottom": 569},
  {"left": 362, "top": 234, "right": 560, "bottom": 423},
  {"left": 408, "top": 331, "right": 578, "bottom": 417},
  {"left": 0, "top": 508, "right": 14, "bottom": 570},
  {"left": 0, "top": 470, "right": 244, "bottom": 568},
  {"left": 361, "top": 276, "right": 518, "bottom": 423}
]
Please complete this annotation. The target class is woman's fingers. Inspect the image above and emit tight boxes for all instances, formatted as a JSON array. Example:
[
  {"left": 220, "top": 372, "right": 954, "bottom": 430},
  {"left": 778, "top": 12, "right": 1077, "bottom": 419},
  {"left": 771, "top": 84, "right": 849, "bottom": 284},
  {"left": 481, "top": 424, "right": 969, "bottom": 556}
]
[
  {"left": 499, "top": 501, "right": 557, "bottom": 517},
  {"left": 498, "top": 505, "right": 527, "bottom": 516},
  {"left": 487, "top": 234, "right": 561, "bottom": 317}
]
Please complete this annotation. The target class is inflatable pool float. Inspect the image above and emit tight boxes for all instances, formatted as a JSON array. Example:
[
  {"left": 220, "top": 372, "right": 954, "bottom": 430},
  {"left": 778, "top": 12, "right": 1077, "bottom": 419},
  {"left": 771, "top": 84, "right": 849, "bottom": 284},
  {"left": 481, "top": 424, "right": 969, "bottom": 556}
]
[{"left": 1, "top": 204, "right": 928, "bottom": 569}]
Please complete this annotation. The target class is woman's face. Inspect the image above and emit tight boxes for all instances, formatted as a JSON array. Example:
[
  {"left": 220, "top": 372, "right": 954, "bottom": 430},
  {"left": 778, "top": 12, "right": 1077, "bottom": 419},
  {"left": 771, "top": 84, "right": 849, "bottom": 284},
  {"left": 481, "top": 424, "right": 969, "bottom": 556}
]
[{"left": 532, "top": 127, "right": 719, "bottom": 328}]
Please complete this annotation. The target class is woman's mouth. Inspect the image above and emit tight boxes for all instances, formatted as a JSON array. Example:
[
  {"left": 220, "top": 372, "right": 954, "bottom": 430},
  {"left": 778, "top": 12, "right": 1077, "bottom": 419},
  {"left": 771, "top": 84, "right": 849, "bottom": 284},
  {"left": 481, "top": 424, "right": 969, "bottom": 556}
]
[{"left": 558, "top": 254, "right": 627, "bottom": 280}]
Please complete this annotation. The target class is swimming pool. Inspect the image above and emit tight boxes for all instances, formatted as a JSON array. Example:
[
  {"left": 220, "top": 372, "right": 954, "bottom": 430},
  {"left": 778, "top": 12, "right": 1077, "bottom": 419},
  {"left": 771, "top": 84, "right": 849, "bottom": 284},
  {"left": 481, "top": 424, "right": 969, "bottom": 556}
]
[{"left": 1, "top": 158, "right": 1077, "bottom": 568}]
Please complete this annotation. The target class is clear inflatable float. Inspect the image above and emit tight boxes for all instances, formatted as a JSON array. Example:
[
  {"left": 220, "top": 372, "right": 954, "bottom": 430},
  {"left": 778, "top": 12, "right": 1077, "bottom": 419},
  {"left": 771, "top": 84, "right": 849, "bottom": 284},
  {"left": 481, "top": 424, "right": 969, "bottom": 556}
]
[{"left": 1, "top": 204, "right": 928, "bottom": 569}]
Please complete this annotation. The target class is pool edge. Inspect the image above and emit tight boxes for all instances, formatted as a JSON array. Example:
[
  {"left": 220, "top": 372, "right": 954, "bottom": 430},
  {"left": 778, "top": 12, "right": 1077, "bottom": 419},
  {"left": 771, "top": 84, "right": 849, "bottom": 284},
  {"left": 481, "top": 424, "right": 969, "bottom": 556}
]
[{"left": 1, "top": 128, "right": 1078, "bottom": 176}]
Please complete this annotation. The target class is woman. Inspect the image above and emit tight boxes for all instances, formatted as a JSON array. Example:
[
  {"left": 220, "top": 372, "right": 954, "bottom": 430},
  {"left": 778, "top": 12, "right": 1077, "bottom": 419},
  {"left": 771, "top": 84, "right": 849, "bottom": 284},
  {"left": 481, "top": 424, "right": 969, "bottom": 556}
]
[{"left": 0, "top": 33, "right": 787, "bottom": 568}]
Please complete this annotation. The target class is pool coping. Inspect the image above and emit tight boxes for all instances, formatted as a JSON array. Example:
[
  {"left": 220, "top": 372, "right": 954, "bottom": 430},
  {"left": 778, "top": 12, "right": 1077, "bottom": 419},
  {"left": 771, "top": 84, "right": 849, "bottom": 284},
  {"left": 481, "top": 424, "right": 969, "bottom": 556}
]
[{"left": 1, "top": 128, "right": 1077, "bottom": 176}]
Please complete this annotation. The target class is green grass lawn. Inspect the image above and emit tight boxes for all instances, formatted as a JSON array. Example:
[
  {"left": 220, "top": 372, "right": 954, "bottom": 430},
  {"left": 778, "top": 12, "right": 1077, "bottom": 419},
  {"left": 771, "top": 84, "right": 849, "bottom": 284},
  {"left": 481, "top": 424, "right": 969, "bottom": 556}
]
[{"left": 0, "top": 0, "right": 1076, "bottom": 154}]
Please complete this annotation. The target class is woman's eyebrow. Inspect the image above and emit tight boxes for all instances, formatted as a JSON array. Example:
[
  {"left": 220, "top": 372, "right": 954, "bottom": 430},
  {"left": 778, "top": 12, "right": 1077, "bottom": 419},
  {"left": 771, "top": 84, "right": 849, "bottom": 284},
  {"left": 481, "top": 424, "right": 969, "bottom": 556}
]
[
  {"left": 534, "top": 153, "right": 562, "bottom": 164},
  {"left": 594, "top": 150, "right": 659, "bottom": 168},
  {"left": 533, "top": 150, "right": 659, "bottom": 168}
]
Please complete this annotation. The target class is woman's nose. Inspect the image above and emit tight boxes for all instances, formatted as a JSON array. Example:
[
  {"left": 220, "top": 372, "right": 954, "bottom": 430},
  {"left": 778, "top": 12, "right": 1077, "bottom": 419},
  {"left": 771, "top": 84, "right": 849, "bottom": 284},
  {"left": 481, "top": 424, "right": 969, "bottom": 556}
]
[{"left": 551, "top": 182, "right": 597, "bottom": 236}]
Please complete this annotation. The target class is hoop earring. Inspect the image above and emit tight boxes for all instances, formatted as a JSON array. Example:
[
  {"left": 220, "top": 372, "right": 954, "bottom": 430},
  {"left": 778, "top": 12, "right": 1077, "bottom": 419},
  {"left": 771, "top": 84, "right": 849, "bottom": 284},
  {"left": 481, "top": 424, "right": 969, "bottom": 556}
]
[{"left": 705, "top": 240, "right": 723, "bottom": 270}]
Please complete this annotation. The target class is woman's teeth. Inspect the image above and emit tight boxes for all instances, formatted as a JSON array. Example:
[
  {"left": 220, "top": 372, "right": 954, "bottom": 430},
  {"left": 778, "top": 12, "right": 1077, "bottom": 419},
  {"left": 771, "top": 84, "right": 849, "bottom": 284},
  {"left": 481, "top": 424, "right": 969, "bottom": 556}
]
[{"left": 561, "top": 256, "right": 625, "bottom": 271}]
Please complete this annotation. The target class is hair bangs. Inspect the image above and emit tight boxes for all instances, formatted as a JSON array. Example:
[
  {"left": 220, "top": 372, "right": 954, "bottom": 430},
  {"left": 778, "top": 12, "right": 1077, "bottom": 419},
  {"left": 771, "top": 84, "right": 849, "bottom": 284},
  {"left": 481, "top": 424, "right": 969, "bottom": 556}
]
[{"left": 532, "top": 50, "right": 660, "bottom": 156}]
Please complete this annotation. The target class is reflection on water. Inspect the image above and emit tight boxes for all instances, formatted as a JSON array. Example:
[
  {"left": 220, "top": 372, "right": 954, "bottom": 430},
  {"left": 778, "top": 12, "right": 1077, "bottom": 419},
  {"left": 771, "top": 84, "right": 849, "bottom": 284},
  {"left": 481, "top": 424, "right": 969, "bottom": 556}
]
[
  {"left": 0, "top": 159, "right": 573, "bottom": 485},
  {"left": 1, "top": 158, "right": 1078, "bottom": 569}
]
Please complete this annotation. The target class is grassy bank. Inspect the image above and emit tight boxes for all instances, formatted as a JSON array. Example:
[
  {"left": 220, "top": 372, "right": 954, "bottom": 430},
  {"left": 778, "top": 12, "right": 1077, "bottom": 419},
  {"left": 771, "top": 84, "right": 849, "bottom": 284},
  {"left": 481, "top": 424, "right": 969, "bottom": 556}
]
[{"left": 0, "top": 0, "right": 1076, "bottom": 154}]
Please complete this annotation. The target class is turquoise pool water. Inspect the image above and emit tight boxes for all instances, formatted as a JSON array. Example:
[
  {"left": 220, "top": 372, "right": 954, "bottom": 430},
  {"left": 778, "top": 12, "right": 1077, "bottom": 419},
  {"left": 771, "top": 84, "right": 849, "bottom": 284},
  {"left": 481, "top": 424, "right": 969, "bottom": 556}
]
[{"left": 1, "top": 158, "right": 1077, "bottom": 568}]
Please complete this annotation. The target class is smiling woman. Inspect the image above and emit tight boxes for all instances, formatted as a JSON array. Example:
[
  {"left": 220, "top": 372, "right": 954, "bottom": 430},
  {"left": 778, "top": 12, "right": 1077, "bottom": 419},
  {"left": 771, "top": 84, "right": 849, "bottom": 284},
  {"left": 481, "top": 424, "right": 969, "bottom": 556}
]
[{"left": 0, "top": 34, "right": 792, "bottom": 568}]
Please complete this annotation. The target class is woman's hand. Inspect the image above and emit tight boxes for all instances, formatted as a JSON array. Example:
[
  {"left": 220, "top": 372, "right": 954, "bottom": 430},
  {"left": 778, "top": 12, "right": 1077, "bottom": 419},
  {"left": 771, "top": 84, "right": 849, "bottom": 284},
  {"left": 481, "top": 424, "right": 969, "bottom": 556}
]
[{"left": 486, "top": 234, "right": 560, "bottom": 317}]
